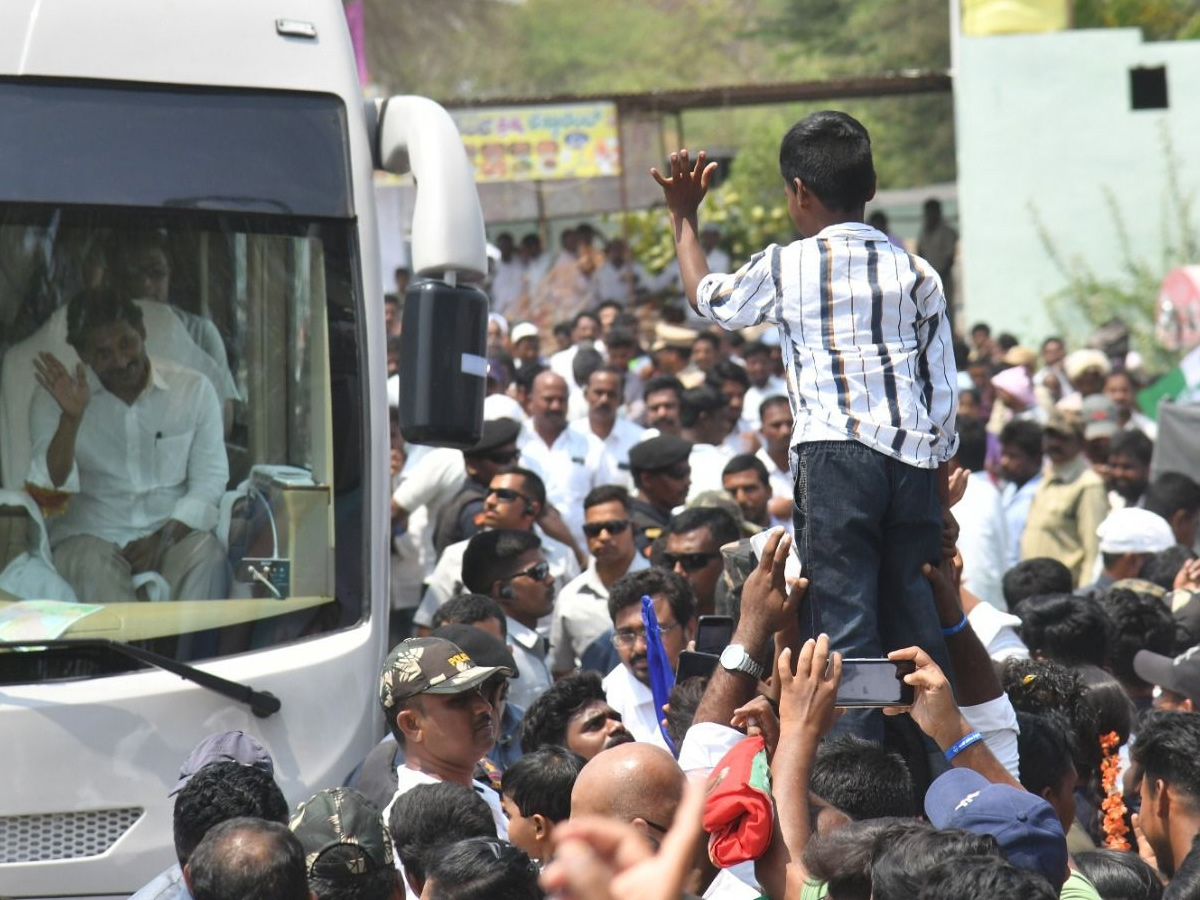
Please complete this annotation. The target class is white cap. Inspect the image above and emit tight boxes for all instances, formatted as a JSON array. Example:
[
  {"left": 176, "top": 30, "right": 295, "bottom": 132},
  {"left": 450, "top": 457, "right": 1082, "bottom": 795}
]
[
  {"left": 1097, "top": 508, "right": 1176, "bottom": 555},
  {"left": 511, "top": 322, "right": 539, "bottom": 344}
]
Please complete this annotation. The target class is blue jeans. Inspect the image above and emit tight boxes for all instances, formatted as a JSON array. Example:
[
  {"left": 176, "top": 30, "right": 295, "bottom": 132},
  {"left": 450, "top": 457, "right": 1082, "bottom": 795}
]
[{"left": 791, "top": 441, "right": 949, "bottom": 675}]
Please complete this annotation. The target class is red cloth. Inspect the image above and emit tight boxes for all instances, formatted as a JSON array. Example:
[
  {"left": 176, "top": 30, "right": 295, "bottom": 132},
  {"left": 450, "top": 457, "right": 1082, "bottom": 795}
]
[{"left": 702, "top": 735, "right": 774, "bottom": 867}]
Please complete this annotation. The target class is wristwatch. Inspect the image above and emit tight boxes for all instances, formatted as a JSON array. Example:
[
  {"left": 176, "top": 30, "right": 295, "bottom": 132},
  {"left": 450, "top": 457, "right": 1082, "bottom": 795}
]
[{"left": 719, "top": 644, "right": 766, "bottom": 680}]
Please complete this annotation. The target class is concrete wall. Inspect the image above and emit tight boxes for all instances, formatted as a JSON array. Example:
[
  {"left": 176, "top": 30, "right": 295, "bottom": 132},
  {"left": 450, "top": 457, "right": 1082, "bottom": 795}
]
[{"left": 954, "top": 27, "right": 1200, "bottom": 341}]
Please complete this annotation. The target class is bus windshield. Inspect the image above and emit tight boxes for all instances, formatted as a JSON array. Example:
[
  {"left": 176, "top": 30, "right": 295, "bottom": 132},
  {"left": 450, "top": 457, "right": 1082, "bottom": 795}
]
[{"left": 0, "top": 205, "right": 366, "bottom": 681}]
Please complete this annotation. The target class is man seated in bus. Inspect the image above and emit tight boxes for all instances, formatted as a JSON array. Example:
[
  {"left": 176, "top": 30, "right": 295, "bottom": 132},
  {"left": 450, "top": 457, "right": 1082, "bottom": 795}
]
[{"left": 27, "top": 285, "right": 230, "bottom": 602}]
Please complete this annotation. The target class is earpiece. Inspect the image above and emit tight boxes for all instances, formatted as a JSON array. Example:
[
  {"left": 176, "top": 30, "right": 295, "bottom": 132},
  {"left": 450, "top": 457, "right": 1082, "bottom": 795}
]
[{"left": 499, "top": 583, "right": 514, "bottom": 600}]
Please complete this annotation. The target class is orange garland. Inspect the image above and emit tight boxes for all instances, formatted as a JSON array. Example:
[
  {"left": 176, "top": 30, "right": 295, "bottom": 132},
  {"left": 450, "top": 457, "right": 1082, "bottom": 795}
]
[{"left": 1100, "top": 730, "right": 1131, "bottom": 851}]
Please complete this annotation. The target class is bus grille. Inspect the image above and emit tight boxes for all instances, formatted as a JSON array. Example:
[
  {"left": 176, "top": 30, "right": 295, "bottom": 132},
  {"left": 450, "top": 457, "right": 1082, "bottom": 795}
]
[{"left": 0, "top": 808, "right": 143, "bottom": 863}]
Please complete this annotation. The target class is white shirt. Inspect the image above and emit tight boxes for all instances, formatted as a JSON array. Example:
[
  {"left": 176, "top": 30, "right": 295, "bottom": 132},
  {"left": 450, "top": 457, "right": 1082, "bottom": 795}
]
[
  {"left": 570, "top": 416, "right": 646, "bottom": 491},
  {"left": 696, "top": 223, "right": 959, "bottom": 469},
  {"left": 602, "top": 662, "right": 671, "bottom": 752},
  {"left": 393, "top": 447, "right": 467, "bottom": 578},
  {"left": 1001, "top": 472, "right": 1042, "bottom": 570},
  {"left": 484, "top": 392, "right": 527, "bottom": 423},
  {"left": 687, "top": 442, "right": 735, "bottom": 502},
  {"left": 491, "top": 258, "right": 526, "bottom": 316},
  {"left": 968, "top": 601, "right": 1029, "bottom": 662},
  {"left": 414, "top": 528, "right": 579, "bottom": 628},
  {"left": 594, "top": 260, "right": 648, "bottom": 305},
  {"left": 755, "top": 446, "right": 793, "bottom": 501},
  {"left": 506, "top": 615, "right": 553, "bottom": 711},
  {"left": 955, "top": 472, "right": 1010, "bottom": 612},
  {"left": 518, "top": 423, "right": 615, "bottom": 546},
  {"left": 744, "top": 376, "right": 788, "bottom": 428},
  {"left": 549, "top": 553, "right": 650, "bottom": 673},
  {"left": 28, "top": 357, "right": 227, "bottom": 546}
]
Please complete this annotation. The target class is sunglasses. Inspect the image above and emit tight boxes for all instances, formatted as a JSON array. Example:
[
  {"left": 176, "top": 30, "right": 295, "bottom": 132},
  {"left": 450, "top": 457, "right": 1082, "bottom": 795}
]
[
  {"left": 487, "top": 487, "right": 530, "bottom": 504},
  {"left": 611, "top": 620, "right": 681, "bottom": 647},
  {"left": 582, "top": 519, "right": 630, "bottom": 539},
  {"left": 660, "top": 551, "right": 721, "bottom": 573},
  {"left": 655, "top": 464, "right": 690, "bottom": 480},
  {"left": 507, "top": 560, "right": 551, "bottom": 583},
  {"left": 486, "top": 449, "right": 521, "bottom": 464}
]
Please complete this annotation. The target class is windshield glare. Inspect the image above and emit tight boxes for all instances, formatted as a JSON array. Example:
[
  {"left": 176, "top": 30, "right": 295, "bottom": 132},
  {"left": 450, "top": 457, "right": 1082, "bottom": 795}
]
[{"left": 0, "top": 207, "right": 365, "bottom": 681}]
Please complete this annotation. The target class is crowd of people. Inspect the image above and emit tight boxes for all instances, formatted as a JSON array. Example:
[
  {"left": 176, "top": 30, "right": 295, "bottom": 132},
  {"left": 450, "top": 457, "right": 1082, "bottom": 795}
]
[{"left": 133, "top": 111, "right": 1200, "bottom": 900}]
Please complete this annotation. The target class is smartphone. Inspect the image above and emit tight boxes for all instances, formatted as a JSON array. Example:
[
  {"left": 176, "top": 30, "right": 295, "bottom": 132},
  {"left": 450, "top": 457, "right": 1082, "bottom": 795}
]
[
  {"left": 834, "top": 658, "right": 916, "bottom": 708},
  {"left": 695, "top": 615, "right": 734, "bottom": 655},
  {"left": 675, "top": 650, "right": 720, "bottom": 682}
]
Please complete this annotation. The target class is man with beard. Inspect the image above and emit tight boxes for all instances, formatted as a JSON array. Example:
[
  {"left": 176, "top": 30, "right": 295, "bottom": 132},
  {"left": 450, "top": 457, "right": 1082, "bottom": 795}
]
[
  {"left": 1105, "top": 428, "right": 1153, "bottom": 509},
  {"left": 379, "top": 636, "right": 513, "bottom": 837},
  {"left": 518, "top": 371, "right": 614, "bottom": 546},
  {"left": 570, "top": 366, "right": 645, "bottom": 491},
  {"left": 463, "top": 530, "right": 557, "bottom": 712},
  {"left": 520, "top": 671, "right": 634, "bottom": 760}
]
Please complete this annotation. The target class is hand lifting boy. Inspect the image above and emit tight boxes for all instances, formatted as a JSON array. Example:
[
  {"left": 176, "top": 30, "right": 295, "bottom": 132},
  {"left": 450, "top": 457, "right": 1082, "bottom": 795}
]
[{"left": 652, "top": 111, "right": 960, "bottom": 726}]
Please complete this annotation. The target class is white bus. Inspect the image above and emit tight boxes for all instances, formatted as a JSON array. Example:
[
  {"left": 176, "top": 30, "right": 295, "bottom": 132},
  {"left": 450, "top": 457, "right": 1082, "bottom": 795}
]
[{"left": 0, "top": 2, "right": 486, "bottom": 897}]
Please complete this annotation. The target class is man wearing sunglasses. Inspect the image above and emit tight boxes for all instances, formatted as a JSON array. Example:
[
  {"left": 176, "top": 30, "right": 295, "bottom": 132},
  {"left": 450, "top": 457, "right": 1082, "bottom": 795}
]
[
  {"left": 414, "top": 469, "right": 580, "bottom": 633},
  {"left": 662, "top": 507, "right": 741, "bottom": 618},
  {"left": 463, "top": 529, "right": 557, "bottom": 711},
  {"left": 550, "top": 486, "right": 650, "bottom": 677},
  {"left": 628, "top": 434, "right": 693, "bottom": 554}
]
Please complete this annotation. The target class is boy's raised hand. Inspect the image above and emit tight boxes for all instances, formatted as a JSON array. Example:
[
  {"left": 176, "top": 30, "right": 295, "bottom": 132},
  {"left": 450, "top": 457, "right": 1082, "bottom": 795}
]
[{"left": 651, "top": 149, "right": 718, "bottom": 221}]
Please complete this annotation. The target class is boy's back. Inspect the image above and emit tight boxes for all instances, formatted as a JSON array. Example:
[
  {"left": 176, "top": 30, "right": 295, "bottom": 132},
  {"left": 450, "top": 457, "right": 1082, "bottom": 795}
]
[{"left": 696, "top": 221, "right": 957, "bottom": 469}]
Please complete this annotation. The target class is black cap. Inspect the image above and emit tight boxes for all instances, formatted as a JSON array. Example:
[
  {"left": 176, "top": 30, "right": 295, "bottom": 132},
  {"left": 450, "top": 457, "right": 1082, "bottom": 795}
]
[
  {"left": 433, "top": 624, "right": 520, "bottom": 680},
  {"left": 629, "top": 435, "right": 692, "bottom": 473},
  {"left": 466, "top": 417, "right": 521, "bottom": 455}
]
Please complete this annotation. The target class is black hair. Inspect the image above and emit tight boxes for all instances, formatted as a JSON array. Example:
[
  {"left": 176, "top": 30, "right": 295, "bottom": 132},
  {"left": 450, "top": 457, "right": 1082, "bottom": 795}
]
[
  {"left": 1098, "top": 588, "right": 1177, "bottom": 687},
  {"left": 722, "top": 454, "right": 770, "bottom": 487},
  {"left": 1144, "top": 472, "right": 1200, "bottom": 524},
  {"left": 1131, "top": 710, "right": 1200, "bottom": 804},
  {"left": 66, "top": 285, "right": 146, "bottom": 351},
  {"left": 741, "top": 340, "right": 770, "bottom": 359},
  {"left": 916, "top": 854, "right": 1056, "bottom": 900},
  {"left": 571, "top": 347, "right": 605, "bottom": 388},
  {"left": 1042, "top": 335, "right": 1063, "bottom": 350},
  {"left": 667, "top": 506, "right": 741, "bottom": 548},
  {"left": 187, "top": 818, "right": 309, "bottom": 900},
  {"left": 607, "top": 568, "right": 696, "bottom": 627},
  {"left": 173, "top": 761, "right": 288, "bottom": 865},
  {"left": 778, "top": 111, "right": 875, "bottom": 213},
  {"left": 870, "top": 823, "right": 1001, "bottom": 900},
  {"left": 571, "top": 310, "right": 599, "bottom": 330},
  {"left": 679, "top": 384, "right": 726, "bottom": 428},
  {"left": 959, "top": 386, "right": 982, "bottom": 407},
  {"left": 1078, "top": 664, "right": 1136, "bottom": 748},
  {"left": 996, "top": 332, "right": 1019, "bottom": 353},
  {"left": 665, "top": 676, "right": 708, "bottom": 748},
  {"left": 802, "top": 818, "right": 907, "bottom": 900},
  {"left": 431, "top": 594, "right": 508, "bottom": 636},
  {"left": 461, "top": 530, "right": 542, "bottom": 595},
  {"left": 512, "top": 363, "right": 547, "bottom": 394},
  {"left": 586, "top": 364, "right": 626, "bottom": 392},
  {"left": 1142, "top": 545, "right": 1199, "bottom": 593},
  {"left": 1002, "top": 558, "right": 1074, "bottom": 608},
  {"left": 1109, "top": 429, "right": 1154, "bottom": 467},
  {"left": 508, "top": 467, "right": 547, "bottom": 508},
  {"left": 595, "top": 298, "right": 623, "bottom": 314},
  {"left": 1001, "top": 658, "right": 1100, "bottom": 779},
  {"left": 1073, "top": 849, "right": 1163, "bottom": 900},
  {"left": 308, "top": 864, "right": 399, "bottom": 900},
  {"left": 809, "top": 735, "right": 916, "bottom": 821},
  {"left": 1015, "top": 711, "right": 1077, "bottom": 799},
  {"left": 501, "top": 747, "right": 585, "bottom": 824},
  {"left": 642, "top": 374, "right": 684, "bottom": 400},
  {"left": 519, "top": 671, "right": 607, "bottom": 753},
  {"left": 955, "top": 417, "right": 988, "bottom": 472},
  {"left": 1014, "top": 593, "right": 1111, "bottom": 668},
  {"left": 693, "top": 331, "right": 720, "bottom": 350},
  {"left": 707, "top": 359, "right": 750, "bottom": 391},
  {"left": 584, "top": 484, "right": 631, "bottom": 512},
  {"left": 1166, "top": 838, "right": 1200, "bottom": 900},
  {"left": 758, "top": 395, "right": 791, "bottom": 421},
  {"left": 552, "top": 321, "right": 572, "bottom": 337},
  {"left": 999, "top": 419, "right": 1044, "bottom": 460},
  {"left": 604, "top": 327, "right": 639, "bottom": 351},
  {"left": 422, "top": 838, "right": 542, "bottom": 900},
  {"left": 971, "top": 322, "right": 991, "bottom": 337},
  {"left": 389, "top": 783, "right": 497, "bottom": 888}
]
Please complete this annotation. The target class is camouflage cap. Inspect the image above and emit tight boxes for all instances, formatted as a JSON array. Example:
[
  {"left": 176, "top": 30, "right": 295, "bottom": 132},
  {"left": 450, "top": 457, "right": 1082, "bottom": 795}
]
[
  {"left": 379, "top": 636, "right": 504, "bottom": 714},
  {"left": 290, "top": 787, "right": 393, "bottom": 878}
]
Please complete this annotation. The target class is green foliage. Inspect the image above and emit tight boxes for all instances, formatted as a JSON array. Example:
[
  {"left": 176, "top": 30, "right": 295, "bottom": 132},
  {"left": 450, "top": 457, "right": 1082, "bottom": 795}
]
[{"left": 1074, "top": 0, "right": 1200, "bottom": 40}]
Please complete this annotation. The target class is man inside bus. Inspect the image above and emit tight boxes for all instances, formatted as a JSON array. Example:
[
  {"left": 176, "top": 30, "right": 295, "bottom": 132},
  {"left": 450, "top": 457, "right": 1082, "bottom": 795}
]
[{"left": 28, "top": 285, "right": 230, "bottom": 602}]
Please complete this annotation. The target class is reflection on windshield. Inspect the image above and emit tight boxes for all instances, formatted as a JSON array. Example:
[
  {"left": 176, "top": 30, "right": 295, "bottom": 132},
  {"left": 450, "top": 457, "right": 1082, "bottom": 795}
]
[{"left": 0, "top": 209, "right": 364, "bottom": 678}]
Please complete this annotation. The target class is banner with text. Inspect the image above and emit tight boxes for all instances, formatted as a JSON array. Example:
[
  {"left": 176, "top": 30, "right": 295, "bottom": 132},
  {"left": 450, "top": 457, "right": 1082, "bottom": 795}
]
[{"left": 451, "top": 103, "right": 621, "bottom": 183}]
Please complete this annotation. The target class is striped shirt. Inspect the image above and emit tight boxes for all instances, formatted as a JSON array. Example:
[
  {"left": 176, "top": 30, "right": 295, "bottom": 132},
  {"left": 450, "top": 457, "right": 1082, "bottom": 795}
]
[{"left": 696, "top": 222, "right": 958, "bottom": 469}]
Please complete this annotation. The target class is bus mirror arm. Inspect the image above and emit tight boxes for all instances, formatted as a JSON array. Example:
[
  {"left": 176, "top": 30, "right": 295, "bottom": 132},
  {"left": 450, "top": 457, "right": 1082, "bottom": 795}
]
[
  {"left": 374, "top": 95, "right": 488, "bottom": 283},
  {"left": 3, "top": 639, "right": 282, "bottom": 718}
]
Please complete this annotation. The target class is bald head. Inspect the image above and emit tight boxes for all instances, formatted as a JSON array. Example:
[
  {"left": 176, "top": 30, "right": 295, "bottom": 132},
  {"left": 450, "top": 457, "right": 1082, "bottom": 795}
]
[
  {"left": 185, "top": 817, "right": 308, "bottom": 900},
  {"left": 530, "top": 371, "right": 569, "bottom": 436},
  {"left": 571, "top": 742, "right": 685, "bottom": 829}
]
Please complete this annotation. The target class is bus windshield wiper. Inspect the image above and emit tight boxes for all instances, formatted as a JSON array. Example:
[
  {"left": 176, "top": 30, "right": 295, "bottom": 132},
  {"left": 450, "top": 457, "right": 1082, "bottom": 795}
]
[{"left": 1, "top": 639, "right": 282, "bottom": 717}]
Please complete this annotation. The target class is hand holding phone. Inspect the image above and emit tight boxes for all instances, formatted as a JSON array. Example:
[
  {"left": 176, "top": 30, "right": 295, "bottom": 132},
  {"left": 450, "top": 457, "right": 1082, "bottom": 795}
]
[{"left": 834, "top": 659, "right": 916, "bottom": 708}]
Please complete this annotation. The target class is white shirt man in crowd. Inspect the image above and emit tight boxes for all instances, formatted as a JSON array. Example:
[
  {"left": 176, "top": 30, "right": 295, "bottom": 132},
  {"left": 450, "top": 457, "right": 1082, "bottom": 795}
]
[
  {"left": 740, "top": 341, "right": 788, "bottom": 430},
  {"left": 569, "top": 366, "right": 646, "bottom": 491},
  {"left": 998, "top": 419, "right": 1045, "bottom": 569},
  {"left": 953, "top": 419, "right": 1009, "bottom": 611},
  {"left": 28, "top": 286, "right": 228, "bottom": 602},
  {"left": 680, "top": 384, "right": 734, "bottom": 501},
  {"left": 602, "top": 568, "right": 696, "bottom": 751},
  {"left": 519, "top": 370, "right": 616, "bottom": 546},
  {"left": 550, "top": 486, "right": 650, "bottom": 676},
  {"left": 755, "top": 395, "right": 796, "bottom": 511},
  {"left": 594, "top": 238, "right": 648, "bottom": 306},
  {"left": 489, "top": 232, "right": 525, "bottom": 317}
]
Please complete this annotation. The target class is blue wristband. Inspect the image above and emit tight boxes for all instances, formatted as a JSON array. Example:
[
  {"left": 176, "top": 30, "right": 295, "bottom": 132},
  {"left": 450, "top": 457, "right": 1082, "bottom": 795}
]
[
  {"left": 941, "top": 613, "right": 969, "bottom": 637},
  {"left": 944, "top": 730, "right": 983, "bottom": 761}
]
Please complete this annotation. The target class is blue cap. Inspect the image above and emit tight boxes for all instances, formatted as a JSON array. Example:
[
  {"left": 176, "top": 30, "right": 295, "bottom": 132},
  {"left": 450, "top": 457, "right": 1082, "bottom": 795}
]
[
  {"left": 924, "top": 768, "right": 1068, "bottom": 888},
  {"left": 169, "top": 730, "right": 274, "bottom": 796}
]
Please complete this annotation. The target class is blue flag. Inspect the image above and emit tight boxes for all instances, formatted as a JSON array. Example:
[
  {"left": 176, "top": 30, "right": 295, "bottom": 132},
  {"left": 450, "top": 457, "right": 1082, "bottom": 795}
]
[{"left": 641, "top": 594, "right": 677, "bottom": 753}]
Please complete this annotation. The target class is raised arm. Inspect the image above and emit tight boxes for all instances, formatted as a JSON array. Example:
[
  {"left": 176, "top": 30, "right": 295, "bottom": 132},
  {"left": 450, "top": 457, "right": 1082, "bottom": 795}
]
[
  {"left": 651, "top": 149, "right": 716, "bottom": 311},
  {"left": 30, "top": 352, "right": 90, "bottom": 488}
]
